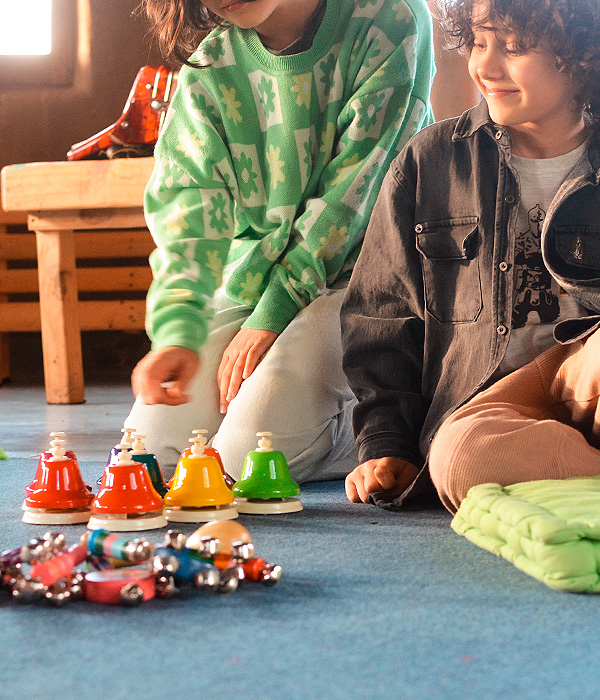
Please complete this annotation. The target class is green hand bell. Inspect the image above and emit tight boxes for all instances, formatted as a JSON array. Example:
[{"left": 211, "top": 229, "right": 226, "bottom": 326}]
[{"left": 233, "top": 432, "right": 302, "bottom": 514}]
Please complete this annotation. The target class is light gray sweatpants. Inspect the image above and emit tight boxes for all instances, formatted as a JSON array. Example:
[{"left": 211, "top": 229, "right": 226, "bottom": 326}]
[{"left": 125, "top": 286, "right": 358, "bottom": 482}]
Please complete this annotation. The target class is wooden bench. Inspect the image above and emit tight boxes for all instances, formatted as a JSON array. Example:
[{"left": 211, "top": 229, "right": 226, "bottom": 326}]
[{"left": 0, "top": 157, "right": 155, "bottom": 403}]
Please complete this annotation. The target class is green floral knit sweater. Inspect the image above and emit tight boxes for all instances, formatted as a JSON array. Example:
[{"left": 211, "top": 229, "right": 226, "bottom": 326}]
[{"left": 144, "top": 0, "right": 434, "bottom": 352}]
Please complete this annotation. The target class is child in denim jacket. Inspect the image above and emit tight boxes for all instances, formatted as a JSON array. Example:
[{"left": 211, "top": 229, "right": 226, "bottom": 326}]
[{"left": 341, "top": 0, "right": 600, "bottom": 512}]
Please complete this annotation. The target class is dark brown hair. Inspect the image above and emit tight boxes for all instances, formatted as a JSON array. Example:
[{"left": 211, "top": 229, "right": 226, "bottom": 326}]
[
  {"left": 435, "top": 0, "right": 600, "bottom": 126},
  {"left": 140, "top": 0, "right": 226, "bottom": 65}
]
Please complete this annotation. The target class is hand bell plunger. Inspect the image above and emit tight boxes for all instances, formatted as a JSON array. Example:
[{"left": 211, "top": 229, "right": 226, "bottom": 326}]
[
  {"left": 22, "top": 432, "right": 94, "bottom": 524},
  {"left": 176, "top": 428, "right": 234, "bottom": 489},
  {"left": 96, "top": 427, "right": 138, "bottom": 487},
  {"left": 163, "top": 431, "right": 238, "bottom": 523},
  {"left": 88, "top": 445, "right": 167, "bottom": 531},
  {"left": 165, "top": 427, "right": 234, "bottom": 490},
  {"left": 232, "top": 432, "right": 302, "bottom": 514}
]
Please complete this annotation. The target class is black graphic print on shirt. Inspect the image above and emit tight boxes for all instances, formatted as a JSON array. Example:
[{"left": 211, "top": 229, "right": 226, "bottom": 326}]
[{"left": 512, "top": 204, "right": 560, "bottom": 328}]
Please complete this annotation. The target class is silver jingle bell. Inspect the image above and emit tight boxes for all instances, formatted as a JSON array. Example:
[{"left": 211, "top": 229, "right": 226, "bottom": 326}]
[
  {"left": 163, "top": 530, "right": 187, "bottom": 551},
  {"left": 21, "top": 539, "right": 47, "bottom": 564},
  {"left": 195, "top": 536, "right": 221, "bottom": 559},
  {"left": 43, "top": 531, "right": 66, "bottom": 552},
  {"left": 68, "top": 572, "right": 86, "bottom": 600},
  {"left": 120, "top": 582, "right": 145, "bottom": 607},
  {"left": 127, "top": 539, "right": 154, "bottom": 564},
  {"left": 214, "top": 568, "right": 239, "bottom": 596},
  {"left": 260, "top": 563, "right": 282, "bottom": 587},
  {"left": 12, "top": 577, "right": 46, "bottom": 603},
  {"left": 155, "top": 574, "right": 179, "bottom": 599},
  {"left": 151, "top": 554, "right": 180, "bottom": 576},
  {"left": 230, "top": 541, "right": 255, "bottom": 562},
  {"left": 192, "top": 568, "right": 220, "bottom": 590},
  {"left": 46, "top": 584, "right": 72, "bottom": 607}
]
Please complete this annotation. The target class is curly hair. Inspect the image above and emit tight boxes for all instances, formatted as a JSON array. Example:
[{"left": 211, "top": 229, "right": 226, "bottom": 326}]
[
  {"left": 435, "top": 0, "right": 600, "bottom": 126},
  {"left": 139, "top": 0, "right": 226, "bottom": 66}
]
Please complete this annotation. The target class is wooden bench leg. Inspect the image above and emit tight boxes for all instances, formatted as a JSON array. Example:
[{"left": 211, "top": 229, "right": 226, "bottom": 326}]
[
  {"left": 35, "top": 228, "right": 85, "bottom": 404},
  {"left": 0, "top": 334, "right": 9, "bottom": 385},
  {"left": 0, "top": 251, "right": 8, "bottom": 383}
]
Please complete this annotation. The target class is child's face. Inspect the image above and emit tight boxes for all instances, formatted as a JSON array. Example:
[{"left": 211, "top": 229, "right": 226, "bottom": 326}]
[
  {"left": 201, "top": 0, "right": 320, "bottom": 49},
  {"left": 202, "top": 0, "right": 276, "bottom": 27},
  {"left": 201, "top": 0, "right": 293, "bottom": 35},
  {"left": 467, "top": 4, "right": 582, "bottom": 149}
]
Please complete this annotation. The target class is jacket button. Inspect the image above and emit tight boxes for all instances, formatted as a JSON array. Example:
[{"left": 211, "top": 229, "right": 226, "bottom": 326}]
[
  {"left": 505, "top": 194, "right": 515, "bottom": 204},
  {"left": 495, "top": 130, "right": 503, "bottom": 139},
  {"left": 499, "top": 261, "right": 509, "bottom": 271},
  {"left": 497, "top": 325, "right": 507, "bottom": 335},
  {"left": 415, "top": 224, "right": 423, "bottom": 233}
]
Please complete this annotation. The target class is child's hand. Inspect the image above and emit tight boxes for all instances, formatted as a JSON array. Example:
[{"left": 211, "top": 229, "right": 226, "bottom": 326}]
[
  {"left": 345, "top": 457, "right": 419, "bottom": 503},
  {"left": 217, "top": 328, "right": 279, "bottom": 413},
  {"left": 131, "top": 347, "right": 200, "bottom": 405}
]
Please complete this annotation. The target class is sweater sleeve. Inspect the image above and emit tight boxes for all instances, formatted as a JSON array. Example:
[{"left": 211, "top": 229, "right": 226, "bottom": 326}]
[
  {"left": 242, "top": 2, "right": 434, "bottom": 333},
  {"left": 144, "top": 67, "right": 237, "bottom": 352},
  {"left": 340, "top": 163, "right": 427, "bottom": 468}
]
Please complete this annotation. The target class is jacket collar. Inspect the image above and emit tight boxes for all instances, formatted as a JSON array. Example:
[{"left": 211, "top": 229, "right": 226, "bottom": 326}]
[
  {"left": 452, "top": 99, "right": 492, "bottom": 141},
  {"left": 452, "top": 99, "right": 600, "bottom": 182}
]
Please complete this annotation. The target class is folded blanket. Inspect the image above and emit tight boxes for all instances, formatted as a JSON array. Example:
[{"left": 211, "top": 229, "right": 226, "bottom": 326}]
[{"left": 451, "top": 477, "right": 600, "bottom": 593}]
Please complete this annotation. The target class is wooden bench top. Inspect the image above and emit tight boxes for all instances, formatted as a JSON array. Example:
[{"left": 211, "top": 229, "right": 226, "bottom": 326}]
[{"left": 1, "top": 157, "right": 155, "bottom": 212}]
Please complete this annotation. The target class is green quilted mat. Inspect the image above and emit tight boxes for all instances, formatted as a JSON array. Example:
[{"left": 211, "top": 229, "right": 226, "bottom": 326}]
[{"left": 452, "top": 477, "right": 600, "bottom": 593}]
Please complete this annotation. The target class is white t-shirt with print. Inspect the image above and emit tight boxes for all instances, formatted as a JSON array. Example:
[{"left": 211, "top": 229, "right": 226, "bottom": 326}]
[{"left": 496, "top": 139, "right": 589, "bottom": 377}]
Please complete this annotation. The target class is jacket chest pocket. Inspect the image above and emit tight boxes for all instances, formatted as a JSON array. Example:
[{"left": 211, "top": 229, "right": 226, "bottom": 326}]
[
  {"left": 416, "top": 218, "right": 482, "bottom": 323},
  {"left": 553, "top": 227, "right": 600, "bottom": 280}
]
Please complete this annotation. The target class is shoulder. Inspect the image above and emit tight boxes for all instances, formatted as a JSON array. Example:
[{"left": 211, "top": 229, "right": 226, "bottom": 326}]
[
  {"left": 336, "top": 0, "right": 432, "bottom": 36},
  {"left": 185, "top": 24, "right": 238, "bottom": 73},
  {"left": 394, "top": 118, "right": 460, "bottom": 167},
  {"left": 383, "top": 117, "right": 470, "bottom": 193}
]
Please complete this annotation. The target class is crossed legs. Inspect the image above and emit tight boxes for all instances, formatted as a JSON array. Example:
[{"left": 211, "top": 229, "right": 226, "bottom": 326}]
[{"left": 429, "top": 329, "right": 600, "bottom": 513}]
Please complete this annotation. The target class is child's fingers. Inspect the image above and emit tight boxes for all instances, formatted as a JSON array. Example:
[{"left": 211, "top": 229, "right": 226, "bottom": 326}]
[
  {"left": 363, "top": 467, "right": 390, "bottom": 495},
  {"left": 345, "top": 473, "right": 362, "bottom": 503},
  {"left": 242, "top": 345, "right": 262, "bottom": 380},
  {"left": 346, "top": 465, "right": 375, "bottom": 503},
  {"left": 373, "top": 463, "right": 400, "bottom": 491},
  {"left": 378, "top": 461, "right": 420, "bottom": 497},
  {"left": 218, "top": 357, "right": 234, "bottom": 413},
  {"left": 132, "top": 347, "right": 199, "bottom": 406},
  {"left": 226, "top": 353, "right": 246, "bottom": 402}
]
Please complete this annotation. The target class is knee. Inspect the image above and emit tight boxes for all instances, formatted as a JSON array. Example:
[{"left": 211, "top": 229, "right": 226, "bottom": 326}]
[{"left": 429, "top": 411, "right": 504, "bottom": 513}]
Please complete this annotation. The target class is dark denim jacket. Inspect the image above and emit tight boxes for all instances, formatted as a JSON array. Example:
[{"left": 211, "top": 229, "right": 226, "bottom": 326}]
[{"left": 341, "top": 100, "right": 600, "bottom": 509}]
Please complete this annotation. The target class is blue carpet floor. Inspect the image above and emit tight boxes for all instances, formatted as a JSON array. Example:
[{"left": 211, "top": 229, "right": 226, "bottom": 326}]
[{"left": 1, "top": 386, "right": 599, "bottom": 699}]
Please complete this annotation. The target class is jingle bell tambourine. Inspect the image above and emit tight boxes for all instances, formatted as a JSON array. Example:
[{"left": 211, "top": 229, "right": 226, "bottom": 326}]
[
  {"left": 163, "top": 431, "right": 238, "bottom": 523},
  {"left": 88, "top": 445, "right": 167, "bottom": 531},
  {"left": 22, "top": 432, "right": 93, "bottom": 525},
  {"left": 232, "top": 432, "right": 302, "bottom": 514}
]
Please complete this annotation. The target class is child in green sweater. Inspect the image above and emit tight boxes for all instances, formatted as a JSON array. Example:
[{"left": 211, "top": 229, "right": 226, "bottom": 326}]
[{"left": 126, "top": 0, "right": 435, "bottom": 480}]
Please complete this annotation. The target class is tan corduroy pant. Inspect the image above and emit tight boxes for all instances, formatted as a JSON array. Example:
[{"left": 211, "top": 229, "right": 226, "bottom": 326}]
[{"left": 429, "top": 328, "right": 600, "bottom": 513}]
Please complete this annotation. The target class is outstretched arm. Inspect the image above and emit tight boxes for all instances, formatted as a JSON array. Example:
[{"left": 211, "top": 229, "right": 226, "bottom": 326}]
[{"left": 341, "top": 158, "right": 427, "bottom": 500}]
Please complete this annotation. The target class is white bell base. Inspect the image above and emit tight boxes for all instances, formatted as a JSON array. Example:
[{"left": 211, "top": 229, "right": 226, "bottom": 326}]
[
  {"left": 87, "top": 510, "right": 167, "bottom": 531},
  {"left": 234, "top": 497, "right": 303, "bottom": 514},
  {"left": 164, "top": 504, "right": 238, "bottom": 523},
  {"left": 22, "top": 504, "right": 91, "bottom": 525}
]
